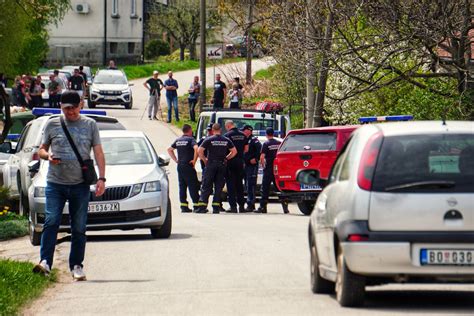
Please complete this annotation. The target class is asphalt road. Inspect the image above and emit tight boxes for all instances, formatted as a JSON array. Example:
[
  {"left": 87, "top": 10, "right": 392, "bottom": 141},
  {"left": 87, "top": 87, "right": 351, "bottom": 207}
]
[{"left": 24, "top": 60, "right": 474, "bottom": 315}]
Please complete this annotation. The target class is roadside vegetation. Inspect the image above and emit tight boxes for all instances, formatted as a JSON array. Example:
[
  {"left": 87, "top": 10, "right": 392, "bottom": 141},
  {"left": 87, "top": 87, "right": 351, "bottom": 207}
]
[
  {"left": 0, "top": 187, "right": 27, "bottom": 241},
  {"left": 0, "top": 259, "right": 56, "bottom": 315}
]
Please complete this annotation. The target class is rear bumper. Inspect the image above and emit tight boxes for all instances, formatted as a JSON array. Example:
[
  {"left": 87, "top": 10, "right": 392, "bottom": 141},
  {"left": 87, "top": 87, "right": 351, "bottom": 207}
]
[
  {"left": 278, "top": 190, "right": 320, "bottom": 202},
  {"left": 337, "top": 220, "right": 474, "bottom": 280}
]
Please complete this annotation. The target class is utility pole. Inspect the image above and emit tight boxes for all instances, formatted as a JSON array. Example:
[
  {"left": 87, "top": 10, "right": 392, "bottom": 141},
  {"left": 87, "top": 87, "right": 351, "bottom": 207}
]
[
  {"left": 199, "top": 0, "right": 206, "bottom": 110},
  {"left": 305, "top": 1, "right": 316, "bottom": 128},
  {"left": 103, "top": 0, "right": 107, "bottom": 66}
]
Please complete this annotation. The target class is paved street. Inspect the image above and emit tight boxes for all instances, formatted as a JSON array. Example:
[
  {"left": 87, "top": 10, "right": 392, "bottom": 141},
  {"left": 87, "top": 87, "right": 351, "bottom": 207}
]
[{"left": 18, "top": 61, "right": 474, "bottom": 315}]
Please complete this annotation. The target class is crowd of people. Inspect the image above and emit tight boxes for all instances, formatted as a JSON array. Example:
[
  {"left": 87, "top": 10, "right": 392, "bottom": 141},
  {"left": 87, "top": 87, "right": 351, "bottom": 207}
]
[
  {"left": 143, "top": 72, "right": 244, "bottom": 123},
  {"left": 168, "top": 122, "right": 289, "bottom": 215}
]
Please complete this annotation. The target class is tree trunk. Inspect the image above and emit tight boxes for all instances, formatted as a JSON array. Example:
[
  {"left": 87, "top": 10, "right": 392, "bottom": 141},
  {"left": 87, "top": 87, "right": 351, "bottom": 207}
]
[
  {"left": 245, "top": 1, "right": 254, "bottom": 85},
  {"left": 305, "top": 2, "right": 317, "bottom": 128},
  {"left": 189, "top": 39, "right": 197, "bottom": 60},
  {"left": 0, "top": 86, "right": 12, "bottom": 143},
  {"left": 313, "top": 10, "right": 334, "bottom": 127},
  {"left": 179, "top": 43, "right": 186, "bottom": 61}
]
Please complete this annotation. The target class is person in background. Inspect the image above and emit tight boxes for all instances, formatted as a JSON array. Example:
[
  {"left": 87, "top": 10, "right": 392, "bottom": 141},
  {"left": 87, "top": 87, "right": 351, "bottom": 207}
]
[
  {"left": 212, "top": 74, "right": 226, "bottom": 109},
  {"left": 197, "top": 123, "right": 214, "bottom": 176},
  {"left": 69, "top": 69, "right": 86, "bottom": 99},
  {"left": 188, "top": 76, "right": 200, "bottom": 122},
  {"left": 48, "top": 74, "right": 61, "bottom": 108},
  {"left": 108, "top": 60, "right": 118, "bottom": 70},
  {"left": 78, "top": 66, "right": 88, "bottom": 96},
  {"left": 242, "top": 125, "right": 261, "bottom": 212},
  {"left": 164, "top": 71, "right": 179, "bottom": 123},
  {"left": 0, "top": 73, "right": 7, "bottom": 88},
  {"left": 29, "top": 75, "right": 45, "bottom": 108},
  {"left": 17, "top": 75, "right": 28, "bottom": 109},
  {"left": 234, "top": 77, "right": 244, "bottom": 106},
  {"left": 228, "top": 83, "right": 242, "bottom": 109},
  {"left": 143, "top": 70, "right": 164, "bottom": 120}
]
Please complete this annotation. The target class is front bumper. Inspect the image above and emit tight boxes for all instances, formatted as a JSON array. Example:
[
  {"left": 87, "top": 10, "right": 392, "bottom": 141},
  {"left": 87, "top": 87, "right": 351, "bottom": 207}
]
[{"left": 90, "top": 92, "right": 131, "bottom": 105}]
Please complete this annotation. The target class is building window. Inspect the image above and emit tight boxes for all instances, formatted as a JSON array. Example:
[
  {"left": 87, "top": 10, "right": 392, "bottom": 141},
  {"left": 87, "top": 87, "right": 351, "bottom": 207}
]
[
  {"left": 110, "top": 42, "right": 118, "bottom": 54},
  {"left": 128, "top": 42, "right": 135, "bottom": 54},
  {"left": 111, "top": 0, "right": 119, "bottom": 18},
  {"left": 130, "top": 0, "right": 138, "bottom": 18}
]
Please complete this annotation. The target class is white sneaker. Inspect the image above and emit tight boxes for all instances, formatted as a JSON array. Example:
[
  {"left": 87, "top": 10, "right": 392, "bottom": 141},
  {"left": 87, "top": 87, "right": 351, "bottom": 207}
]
[
  {"left": 71, "top": 265, "right": 87, "bottom": 281},
  {"left": 33, "top": 260, "right": 51, "bottom": 276}
]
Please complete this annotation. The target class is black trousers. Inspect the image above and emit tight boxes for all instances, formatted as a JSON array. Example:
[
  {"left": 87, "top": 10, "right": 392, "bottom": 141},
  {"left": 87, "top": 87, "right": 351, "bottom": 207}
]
[
  {"left": 226, "top": 157, "right": 245, "bottom": 208},
  {"left": 188, "top": 98, "right": 198, "bottom": 121},
  {"left": 199, "top": 161, "right": 226, "bottom": 208},
  {"left": 260, "top": 166, "right": 276, "bottom": 206},
  {"left": 177, "top": 164, "right": 200, "bottom": 208}
]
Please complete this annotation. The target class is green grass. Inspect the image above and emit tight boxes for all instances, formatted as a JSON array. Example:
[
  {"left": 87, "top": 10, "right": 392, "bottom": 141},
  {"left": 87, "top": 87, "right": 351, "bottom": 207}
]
[
  {"left": 0, "top": 259, "right": 56, "bottom": 315},
  {"left": 123, "top": 57, "right": 245, "bottom": 80},
  {"left": 0, "top": 211, "right": 28, "bottom": 241},
  {"left": 253, "top": 65, "right": 276, "bottom": 81}
]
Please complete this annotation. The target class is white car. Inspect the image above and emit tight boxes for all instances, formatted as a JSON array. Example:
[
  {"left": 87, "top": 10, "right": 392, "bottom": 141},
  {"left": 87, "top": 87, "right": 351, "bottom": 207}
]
[
  {"left": 308, "top": 121, "right": 474, "bottom": 307},
  {"left": 89, "top": 69, "right": 133, "bottom": 109},
  {"left": 27, "top": 130, "right": 171, "bottom": 245}
]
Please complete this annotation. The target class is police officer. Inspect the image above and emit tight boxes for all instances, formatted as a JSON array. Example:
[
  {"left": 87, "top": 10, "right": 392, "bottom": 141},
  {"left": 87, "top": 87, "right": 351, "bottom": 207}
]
[
  {"left": 224, "top": 120, "right": 248, "bottom": 213},
  {"left": 242, "top": 125, "right": 261, "bottom": 212},
  {"left": 167, "top": 124, "right": 200, "bottom": 213},
  {"left": 256, "top": 127, "right": 289, "bottom": 214},
  {"left": 197, "top": 123, "right": 214, "bottom": 175},
  {"left": 196, "top": 123, "right": 237, "bottom": 214}
]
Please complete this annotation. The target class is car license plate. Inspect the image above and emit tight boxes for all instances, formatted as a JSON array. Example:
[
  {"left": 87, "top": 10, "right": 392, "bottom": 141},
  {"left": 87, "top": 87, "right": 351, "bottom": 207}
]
[
  {"left": 420, "top": 249, "right": 474, "bottom": 266},
  {"left": 104, "top": 96, "right": 116, "bottom": 100},
  {"left": 88, "top": 202, "right": 119, "bottom": 213},
  {"left": 300, "top": 184, "right": 322, "bottom": 191}
]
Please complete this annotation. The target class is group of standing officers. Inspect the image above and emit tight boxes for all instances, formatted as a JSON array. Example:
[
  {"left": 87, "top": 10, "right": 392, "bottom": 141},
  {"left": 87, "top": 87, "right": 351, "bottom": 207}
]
[{"left": 168, "top": 121, "right": 289, "bottom": 214}]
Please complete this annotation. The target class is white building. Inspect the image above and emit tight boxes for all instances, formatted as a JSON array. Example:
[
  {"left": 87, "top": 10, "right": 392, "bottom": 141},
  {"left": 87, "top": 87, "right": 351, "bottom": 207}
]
[{"left": 47, "top": 0, "right": 144, "bottom": 66}]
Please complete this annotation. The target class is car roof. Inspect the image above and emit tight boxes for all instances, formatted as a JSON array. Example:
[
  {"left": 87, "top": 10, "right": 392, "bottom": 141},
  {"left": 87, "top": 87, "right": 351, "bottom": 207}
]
[
  {"left": 371, "top": 121, "right": 474, "bottom": 136},
  {"left": 287, "top": 125, "right": 359, "bottom": 135},
  {"left": 99, "top": 130, "right": 145, "bottom": 138},
  {"left": 96, "top": 69, "right": 125, "bottom": 76}
]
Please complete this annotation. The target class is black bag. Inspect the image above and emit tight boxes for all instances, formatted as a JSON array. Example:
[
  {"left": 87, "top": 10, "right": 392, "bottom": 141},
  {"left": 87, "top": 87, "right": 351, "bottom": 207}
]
[{"left": 60, "top": 117, "right": 98, "bottom": 185}]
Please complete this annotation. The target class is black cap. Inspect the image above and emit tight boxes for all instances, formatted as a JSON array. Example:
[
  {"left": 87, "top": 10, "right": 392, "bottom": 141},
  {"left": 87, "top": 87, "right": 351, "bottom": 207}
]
[
  {"left": 206, "top": 123, "right": 213, "bottom": 130},
  {"left": 60, "top": 91, "right": 81, "bottom": 107},
  {"left": 241, "top": 125, "right": 253, "bottom": 131},
  {"left": 266, "top": 127, "right": 274, "bottom": 135}
]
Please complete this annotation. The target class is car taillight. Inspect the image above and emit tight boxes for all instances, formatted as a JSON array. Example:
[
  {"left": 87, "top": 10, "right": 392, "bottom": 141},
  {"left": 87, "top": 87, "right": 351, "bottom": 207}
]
[
  {"left": 32, "top": 153, "right": 40, "bottom": 161},
  {"left": 273, "top": 162, "right": 278, "bottom": 175},
  {"left": 357, "top": 131, "right": 383, "bottom": 191},
  {"left": 347, "top": 234, "right": 369, "bottom": 242}
]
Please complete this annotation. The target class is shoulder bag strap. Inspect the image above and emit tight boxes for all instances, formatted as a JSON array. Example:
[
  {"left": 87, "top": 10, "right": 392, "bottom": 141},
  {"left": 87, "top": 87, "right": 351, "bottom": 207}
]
[{"left": 60, "top": 116, "right": 84, "bottom": 166}]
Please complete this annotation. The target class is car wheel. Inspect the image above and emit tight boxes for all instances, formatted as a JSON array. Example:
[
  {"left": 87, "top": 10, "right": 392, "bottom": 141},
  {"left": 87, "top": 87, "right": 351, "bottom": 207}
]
[
  {"left": 28, "top": 213, "right": 41, "bottom": 246},
  {"left": 89, "top": 102, "right": 96, "bottom": 108},
  {"left": 19, "top": 190, "right": 30, "bottom": 217},
  {"left": 335, "top": 246, "right": 365, "bottom": 307},
  {"left": 150, "top": 198, "right": 172, "bottom": 239},
  {"left": 298, "top": 200, "right": 315, "bottom": 215},
  {"left": 310, "top": 235, "right": 335, "bottom": 294}
]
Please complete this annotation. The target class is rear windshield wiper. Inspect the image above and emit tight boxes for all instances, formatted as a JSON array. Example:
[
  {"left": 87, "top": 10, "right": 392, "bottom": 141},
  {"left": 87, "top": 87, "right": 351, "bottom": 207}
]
[{"left": 385, "top": 180, "right": 456, "bottom": 192}]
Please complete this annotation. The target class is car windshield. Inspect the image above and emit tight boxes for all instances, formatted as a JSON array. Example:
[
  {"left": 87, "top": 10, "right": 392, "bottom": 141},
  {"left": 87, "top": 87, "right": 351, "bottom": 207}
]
[
  {"left": 372, "top": 134, "right": 474, "bottom": 193},
  {"left": 101, "top": 137, "right": 154, "bottom": 165},
  {"left": 94, "top": 73, "right": 127, "bottom": 85},
  {"left": 217, "top": 118, "right": 275, "bottom": 133},
  {"left": 280, "top": 133, "right": 337, "bottom": 152}
]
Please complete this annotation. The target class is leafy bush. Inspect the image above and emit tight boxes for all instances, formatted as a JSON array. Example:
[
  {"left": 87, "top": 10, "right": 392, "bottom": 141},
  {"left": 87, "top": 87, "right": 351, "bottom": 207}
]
[{"left": 145, "top": 39, "right": 171, "bottom": 59}]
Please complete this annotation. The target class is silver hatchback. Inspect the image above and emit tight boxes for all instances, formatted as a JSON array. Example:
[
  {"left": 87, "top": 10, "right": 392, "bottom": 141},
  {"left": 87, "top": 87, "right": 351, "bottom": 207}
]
[{"left": 308, "top": 121, "right": 474, "bottom": 307}]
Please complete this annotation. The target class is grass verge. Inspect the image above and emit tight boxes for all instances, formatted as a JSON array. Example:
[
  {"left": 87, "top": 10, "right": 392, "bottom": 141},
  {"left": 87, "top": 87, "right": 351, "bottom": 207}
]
[
  {"left": 0, "top": 259, "right": 56, "bottom": 315},
  {"left": 0, "top": 211, "right": 28, "bottom": 241},
  {"left": 123, "top": 57, "right": 245, "bottom": 80}
]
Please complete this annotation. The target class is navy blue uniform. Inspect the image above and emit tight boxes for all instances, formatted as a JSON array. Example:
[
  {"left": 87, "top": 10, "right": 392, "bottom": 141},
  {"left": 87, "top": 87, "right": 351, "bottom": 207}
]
[
  {"left": 171, "top": 135, "right": 200, "bottom": 210},
  {"left": 198, "top": 135, "right": 234, "bottom": 212},
  {"left": 260, "top": 138, "right": 281, "bottom": 206},
  {"left": 244, "top": 136, "right": 262, "bottom": 208},
  {"left": 224, "top": 127, "right": 247, "bottom": 211}
]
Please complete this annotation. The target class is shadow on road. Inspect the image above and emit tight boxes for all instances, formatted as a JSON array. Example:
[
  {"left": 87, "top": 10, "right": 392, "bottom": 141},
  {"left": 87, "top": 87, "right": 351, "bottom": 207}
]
[
  {"left": 87, "top": 279, "right": 154, "bottom": 284},
  {"left": 57, "top": 233, "right": 192, "bottom": 244}
]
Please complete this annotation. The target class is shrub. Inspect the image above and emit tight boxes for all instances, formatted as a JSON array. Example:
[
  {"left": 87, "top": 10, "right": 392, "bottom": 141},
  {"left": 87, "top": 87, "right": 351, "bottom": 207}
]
[{"left": 145, "top": 39, "right": 170, "bottom": 59}]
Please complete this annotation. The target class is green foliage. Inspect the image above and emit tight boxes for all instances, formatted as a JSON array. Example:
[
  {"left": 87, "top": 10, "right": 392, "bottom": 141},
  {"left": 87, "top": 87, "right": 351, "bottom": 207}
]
[
  {"left": 0, "top": 259, "right": 56, "bottom": 315},
  {"left": 254, "top": 66, "right": 275, "bottom": 80},
  {"left": 145, "top": 39, "right": 171, "bottom": 59},
  {"left": 0, "top": 219, "right": 28, "bottom": 240},
  {"left": 122, "top": 60, "right": 200, "bottom": 80}
]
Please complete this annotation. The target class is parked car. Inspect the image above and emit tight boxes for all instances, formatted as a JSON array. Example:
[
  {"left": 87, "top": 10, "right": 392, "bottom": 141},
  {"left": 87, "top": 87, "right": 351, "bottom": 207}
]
[
  {"left": 89, "top": 69, "right": 133, "bottom": 109},
  {"left": 27, "top": 130, "right": 171, "bottom": 245},
  {"left": 308, "top": 121, "right": 474, "bottom": 307},
  {"left": 2, "top": 110, "right": 125, "bottom": 215},
  {"left": 274, "top": 126, "right": 358, "bottom": 215}
]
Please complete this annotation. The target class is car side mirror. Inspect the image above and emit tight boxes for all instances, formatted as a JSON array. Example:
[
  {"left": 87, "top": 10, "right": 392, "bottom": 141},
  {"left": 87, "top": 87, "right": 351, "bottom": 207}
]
[
  {"left": 296, "top": 169, "right": 320, "bottom": 186},
  {"left": 28, "top": 160, "right": 40, "bottom": 175},
  {"left": 0, "top": 142, "right": 12, "bottom": 154},
  {"left": 158, "top": 154, "right": 170, "bottom": 167}
]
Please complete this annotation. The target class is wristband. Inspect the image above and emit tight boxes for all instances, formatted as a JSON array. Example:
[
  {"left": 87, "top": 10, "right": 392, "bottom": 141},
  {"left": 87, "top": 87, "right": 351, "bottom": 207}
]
[{"left": 98, "top": 177, "right": 106, "bottom": 182}]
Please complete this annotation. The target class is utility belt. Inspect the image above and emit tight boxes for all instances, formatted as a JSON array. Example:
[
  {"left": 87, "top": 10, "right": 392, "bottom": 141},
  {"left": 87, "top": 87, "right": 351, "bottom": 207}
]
[{"left": 208, "top": 159, "right": 226, "bottom": 165}]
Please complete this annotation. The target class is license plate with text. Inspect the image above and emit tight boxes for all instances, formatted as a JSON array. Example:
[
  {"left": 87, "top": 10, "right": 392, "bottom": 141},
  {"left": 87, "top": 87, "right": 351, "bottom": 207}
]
[
  {"left": 420, "top": 249, "right": 473, "bottom": 266},
  {"left": 300, "top": 184, "right": 322, "bottom": 191},
  {"left": 88, "top": 202, "right": 119, "bottom": 213}
]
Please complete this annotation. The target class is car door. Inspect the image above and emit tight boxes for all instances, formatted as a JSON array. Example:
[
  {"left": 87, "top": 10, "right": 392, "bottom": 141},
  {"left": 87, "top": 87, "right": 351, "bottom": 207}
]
[{"left": 6, "top": 124, "right": 31, "bottom": 197}]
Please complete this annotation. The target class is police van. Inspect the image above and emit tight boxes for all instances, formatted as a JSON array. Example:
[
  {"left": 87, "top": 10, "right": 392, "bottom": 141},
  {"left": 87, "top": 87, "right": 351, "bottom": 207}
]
[{"left": 195, "top": 108, "right": 291, "bottom": 195}]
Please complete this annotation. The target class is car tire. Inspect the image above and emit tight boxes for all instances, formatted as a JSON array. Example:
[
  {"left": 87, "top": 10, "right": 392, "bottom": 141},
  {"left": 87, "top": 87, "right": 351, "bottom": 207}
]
[
  {"left": 298, "top": 200, "right": 315, "bottom": 215},
  {"left": 28, "top": 214, "right": 41, "bottom": 246},
  {"left": 150, "top": 198, "right": 172, "bottom": 239},
  {"left": 336, "top": 246, "right": 365, "bottom": 307},
  {"left": 124, "top": 100, "right": 132, "bottom": 109},
  {"left": 89, "top": 102, "right": 96, "bottom": 108},
  {"left": 310, "top": 235, "right": 335, "bottom": 294}
]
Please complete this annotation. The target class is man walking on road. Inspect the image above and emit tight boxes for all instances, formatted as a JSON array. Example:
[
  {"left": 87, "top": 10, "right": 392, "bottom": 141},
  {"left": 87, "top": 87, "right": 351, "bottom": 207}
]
[
  {"left": 256, "top": 127, "right": 289, "bottom": 214},
  {"left": 224, "top": 120, "right": 248, "bottom": 213},
  {"left": 212, "top": 74, "right": 226, "bottom": 109},
  {"left": 242, "top": 125, "right": 261, "bottom": 212},
  {"left": 68, "top": 68, "right": 86, "bottom": 99},
  {"left": 164, "top": 71, "right": 179, "bottom": 123},
  {"left": 196, "top": 123, "right": 237, "bottom": 214},
  {"left": 167, "top": 124, "right": 200, "bottom": 213},
  {"left": 33, "top": 91, "right": 106, "bottom": 281},
  {"left": 143, "top": 71, "right": 164, "bottom": 120}
]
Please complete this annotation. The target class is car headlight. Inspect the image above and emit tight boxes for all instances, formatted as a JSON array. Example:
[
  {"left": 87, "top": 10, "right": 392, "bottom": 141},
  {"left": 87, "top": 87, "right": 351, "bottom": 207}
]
[
  {"left": 130, "top": 183, "right": 143, "bottom": 197},
  {"left": 122, "top": 89, "right": 131, "bottom": 94},
  {"left": 34, "top": 187, "right": 46, "bottom": 197},
  {"left": 91, "top": 88, "right": 100, "bottom": 93},
  {"left": 144, "top": 181, "right": 161, "bottom": 192}
]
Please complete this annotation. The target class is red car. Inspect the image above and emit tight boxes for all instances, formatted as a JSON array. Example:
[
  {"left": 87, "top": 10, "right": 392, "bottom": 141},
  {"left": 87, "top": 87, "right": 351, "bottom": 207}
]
[{"left": 273, "top": 126, "right": 358, "bottom": 215}]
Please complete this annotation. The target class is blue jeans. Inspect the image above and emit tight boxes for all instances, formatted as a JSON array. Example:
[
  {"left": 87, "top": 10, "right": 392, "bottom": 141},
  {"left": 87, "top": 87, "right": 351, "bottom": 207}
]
[
  {"left": 40, "top": 182, "right": 90, "bottom": 270},
  {"left": 166, "top": 95, "right": 179, "bottom": 122}
]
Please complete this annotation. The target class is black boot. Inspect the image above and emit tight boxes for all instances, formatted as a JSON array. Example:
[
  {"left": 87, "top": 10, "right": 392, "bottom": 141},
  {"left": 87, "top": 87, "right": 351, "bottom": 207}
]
[
  {"left": 212, "top": 207, "right": 221, "bottom": 214},
  {"left": 238, "top": 204, "right": 246, "bottom": 213},
  {"left": 254, "top": 205, "right": 267, "bottom": 213},
  {"left": 194, "top": 206, "right": 209, "bottom": 214},
  {"left": 225, "top": 207, "right": 238, "bottom": 213},
  {"left": 282, "top": 202, "right": 289, "bottom": 214},
  {"left": 181, "top": 206, "right": 192, "bottom": 213},
  {"left": 245, "top": 203, "right": 255, "bottom": 212}
]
